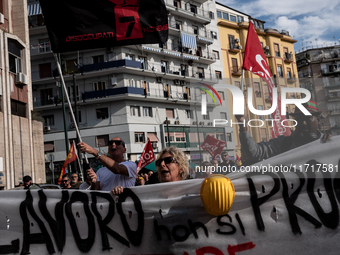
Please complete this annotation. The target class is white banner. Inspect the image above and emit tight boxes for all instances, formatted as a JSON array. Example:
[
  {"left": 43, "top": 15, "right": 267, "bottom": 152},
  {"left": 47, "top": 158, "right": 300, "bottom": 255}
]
[{"left": 1, "top": 137, "right": 340, "bottom": 254}]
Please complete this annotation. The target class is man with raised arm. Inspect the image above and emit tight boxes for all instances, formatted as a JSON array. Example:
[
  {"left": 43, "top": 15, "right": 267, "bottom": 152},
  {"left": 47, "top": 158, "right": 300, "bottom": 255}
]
[{"left": 78, "top": 137, "right": 136, "bottom": 191}]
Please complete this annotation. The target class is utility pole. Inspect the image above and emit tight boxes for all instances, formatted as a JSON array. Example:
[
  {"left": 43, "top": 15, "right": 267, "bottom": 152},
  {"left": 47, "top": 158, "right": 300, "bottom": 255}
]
[{"left": 166, "top": 117, "right": 171, "bottom": 147}]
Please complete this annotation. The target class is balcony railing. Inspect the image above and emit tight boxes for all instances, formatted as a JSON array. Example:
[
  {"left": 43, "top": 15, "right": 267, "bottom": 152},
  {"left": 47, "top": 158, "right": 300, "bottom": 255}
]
[
  {"left": 164, "top": 0, "right": 212, "bottom": 20},
  {"left": 83, "top": 87, "right": 145, "bottom": 101},
  {"left": 327, "top": 95, "right": 340, "bottom": 101},
  {"left": 231, "top": 66, "right": 242, "bottom": 76},
  {"left": 298, "top": 72, "right": 311, "bottom": 78},
  {"left": 284, "top": 52, "right": 294, "bottom": 62},
  {"left": 30, "top": 42, "right": 52, "bottom": 55},
  {"left": 322, "top": 68, "right": 340, "bottom": 75}
]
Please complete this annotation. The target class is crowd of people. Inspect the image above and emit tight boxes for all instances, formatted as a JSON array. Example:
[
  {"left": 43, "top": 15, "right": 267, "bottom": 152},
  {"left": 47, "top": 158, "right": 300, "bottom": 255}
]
[{"left": 22, "top": 100, "right": 332, "bottom": 194}]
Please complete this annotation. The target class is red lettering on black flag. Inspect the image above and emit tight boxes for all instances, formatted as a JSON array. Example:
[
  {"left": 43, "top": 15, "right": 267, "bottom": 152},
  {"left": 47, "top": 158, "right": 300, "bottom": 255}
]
[{"left": 39, "top": 0, "right": 168, "bottom": 53}]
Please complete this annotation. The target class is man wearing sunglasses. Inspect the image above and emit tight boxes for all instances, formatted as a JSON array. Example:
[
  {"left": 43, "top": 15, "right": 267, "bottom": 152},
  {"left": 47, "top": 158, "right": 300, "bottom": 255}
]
[{"left": 78, "top": 137, "right": 137, "bottom": 191}]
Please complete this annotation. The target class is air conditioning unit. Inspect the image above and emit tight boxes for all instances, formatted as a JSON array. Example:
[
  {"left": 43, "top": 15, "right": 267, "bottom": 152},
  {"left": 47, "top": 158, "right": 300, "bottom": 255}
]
[
  {"left": 164, "top": 120, "right": 170, "bottom": 124},
  {"left": 264, "top": 46, "right": 270, "bottom": 50},
  {"left": 188, "top": 60, "right": 194, "bottom": 66},
  {"left": 156, "top": 77, "right": 163, "bottom": 83},
  {"left": 192, "top": 121, "right": 198, "bottom": 125},
  {"left": 44, "top": 126, "right": 51, "bottom": 132},
  {"left": 180, "top": 80, "right": 185, "bottom": 85},
  {"left": 237, "top": 45, "right": 242, "bottom": 50},
  {"left": 199, "top": 121, "right": 205, "bottom": 126},
  {"left": 235, "top": 38, "right": 240, "bottom": 43},
  {"left": 174, "top": 79, "right": 180, "bottom": 85},
  {"left": 15, "top": 72, "right": 28, "bottom": 85},
  {"left": 174, "top": 120, "right": 181, "bottom": 125},
  {"left": 207, "top": 122, "right": 213, "bottom": 126},
  {"left": 0, "top": 13, "right": 4, "bottom": 24},
  {"left": 70, "top": 122, "right": 76, "bottom": 129}
]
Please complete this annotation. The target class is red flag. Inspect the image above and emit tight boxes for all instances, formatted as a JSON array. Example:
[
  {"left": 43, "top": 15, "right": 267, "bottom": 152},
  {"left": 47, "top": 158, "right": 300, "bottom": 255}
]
[
  {"left": 243, "top": 21, "right": 291, "bottom": 138},
  {"left": 200, "top": 135, "right": 226, "bottom": 160},
  {"left": 58, "top": 142, "right": 78, "bottom": 184},
  {"left": 236, "top": 154, "right": 241, "bottom": 162},
  {"left": 137, "top": 139, "right": 155, "bottom": 174}
]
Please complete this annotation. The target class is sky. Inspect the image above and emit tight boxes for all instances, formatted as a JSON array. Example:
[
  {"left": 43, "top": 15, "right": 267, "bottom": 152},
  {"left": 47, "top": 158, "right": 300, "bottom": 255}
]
[{"left": 219, "top": 0, "right": 340, "bottom": 53}]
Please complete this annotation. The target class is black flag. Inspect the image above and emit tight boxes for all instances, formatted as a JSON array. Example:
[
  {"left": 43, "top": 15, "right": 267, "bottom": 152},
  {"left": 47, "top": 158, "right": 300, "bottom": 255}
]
[{"left": 39, "top": 0, "right": 169, "bottom": 53}]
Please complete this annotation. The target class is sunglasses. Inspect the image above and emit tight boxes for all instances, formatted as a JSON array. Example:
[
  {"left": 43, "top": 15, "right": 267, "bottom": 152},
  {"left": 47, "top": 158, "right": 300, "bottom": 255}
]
[
  {"left": 62, "top": 180, "right": 69, "bottom": 183},
  {"left": 155, "top": 156, "right": 176, "bottom": 167},
  {"left": 108, "top": 140, "right": 124, "bottom": 147}
]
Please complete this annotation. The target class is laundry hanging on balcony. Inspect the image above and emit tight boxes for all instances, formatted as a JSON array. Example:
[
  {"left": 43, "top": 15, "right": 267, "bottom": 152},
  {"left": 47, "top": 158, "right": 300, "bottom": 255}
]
[{"left": 181, "top": 32, "right": 197, "bottom": 50}]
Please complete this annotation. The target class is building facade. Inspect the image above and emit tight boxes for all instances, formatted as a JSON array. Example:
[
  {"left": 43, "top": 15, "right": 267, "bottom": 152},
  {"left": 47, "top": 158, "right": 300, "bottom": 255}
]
[
  {"left": 216, "top": 2, "right": 299, "bottom": 156},
  {"left": 0, "top": 0, "right": 45, "bottom": 189},
  {"left": 296, "top": 45, "right": 340, "bottom": 136},
  {"left": 28, "top": 0, "right": 236, "bottom": 181}
]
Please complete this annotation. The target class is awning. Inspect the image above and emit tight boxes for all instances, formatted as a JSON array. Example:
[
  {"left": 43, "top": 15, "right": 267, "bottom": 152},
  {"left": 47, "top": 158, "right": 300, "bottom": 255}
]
[
  {"left": 147, "top": 133, "right": 159, "bottom": 142},
  {"left": 44, "top": 143, "right": 54, "bottom": 152},
  {"left": 28, "top": 4, "right": 42, "bottom": 16},
  {"left": 181, "top": 32, "right": 197, "bottom": 50}
]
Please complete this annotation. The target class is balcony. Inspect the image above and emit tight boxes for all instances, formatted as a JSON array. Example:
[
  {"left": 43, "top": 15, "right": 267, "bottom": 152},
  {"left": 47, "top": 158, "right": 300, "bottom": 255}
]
[
  {"left": 328, "top": 109, "right": 340, "bottom": 116},
  {"left": 228, "top": 43, "right": 241, "bottom": 53},
  {"left": 231, "top": 66, "right": 242, "bottom": 76},
  {"left": 168, "top": 22, "right": 214, "bottom": 44},
  {"left": 326, "top": 95, "right": 340, "bottom": 102},
  {"left": 30, "top": 42, "right": 52, "bottom": 57},
  {"left": 82, "top": 59, "right": 142, "bottom": 73},
  {"left": 164, "top": 0, "right": 212, "bottom": 24},
  {"left": 331, "top": 124, "right": 340, "bottom": 129},
  {"left": 298, "top": 72, "right": 312, "bottom": 78},
  {"left": 322, "top": 67, "right": 340, "bottom": 76},
  {"left": 284, "top": 52, "right": 294, "bottom": 63},
  {"left": 83, "top": 87, "right": 145, "bottom": 101},
  {"left": 324, "top": 81, "right": 340, "bottom": 88},
  {"left": 287, "top": 74, "right": 297, "bottom": 83}
]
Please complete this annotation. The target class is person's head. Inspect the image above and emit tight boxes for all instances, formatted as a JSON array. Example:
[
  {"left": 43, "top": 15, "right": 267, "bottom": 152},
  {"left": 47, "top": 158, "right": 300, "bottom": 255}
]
[
  {"left": 147, "top": 170, "right": 154, "bottom": 177},
  {"left": 18, "top": 182, "right": 23, "bottom": 187},
  {"left": 62, "top": 174, "right": 71, "bottom": 188},
  {"left": 155, "top": 146, "right": 189, "bottom": 182},
  {"left": 211, "top": 159, "right": 218, "bottom": 167},
  {"left": 108, "top": 137, "right": 126, "bottom": 161},
  {"left": 290, "top": 100, "right": 322, "bottom": 136},
  {"left": 71, "top": 173, "right": 79, "bottom": 184},
  {"left": 23, "top": 176, "right": 32, "bottom": 189},
  {"left": 221, "top": 151, "right": 229, "bottom": 162}
]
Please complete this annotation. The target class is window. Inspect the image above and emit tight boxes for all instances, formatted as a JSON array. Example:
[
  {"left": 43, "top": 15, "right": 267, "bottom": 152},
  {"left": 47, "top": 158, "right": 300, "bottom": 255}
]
[
  {"left": 190, "top": 4, "right": 197, "bottom": 14},
  {"left": 174, "top": 0, "right": 181, "bottom": 8},
  {"left": 228, "top": 35, "right": 235, "bottom": 49},
  {"left": 274, "top": 43, "right": 280, "bottom": 57},
  {"left": 220, "top": 112, "right": 227, "bottom": 119},
  {"left": 232, "top": 58, "right": 239, "bottom": 73},
  {"left": 263, "top": 83, "right": 269, "bottom": 98},
  {"left": 277, "top": 65, "right": 283, "bottom": 78},
  {"left": 198, "top": 67, "right": 204, "bottom": 78},
  {"left": 212, "top": 50, "right": 219, "bottom": 60},
  {"left": 166, "top": 108, "right": 174, "bottom": 118},
  {"left": 235, "top": 81, "right": 241, "bottom": 89},
  {"left": 222, "top": 12, "right": 228, "bottom": 20},
  {"left": 209, "top": 11, "right": 214, "bottom": 19},
  {"left": 44, "top": 142, "right": 54, "bottom": 153},
  {"left": 96, "top": 107, "right": 108, "bottom": 119},
  {"left": 203, "top": 111, "right": 210, "bottom": 120},
  {"left": 175, "top": 132, "right": 186, "bottom": 142},
  {"left": 138, "top": 56, "right": 147, "bottom": 70},
  {"left": 97, "top": 135, "right": 109, "bottom": 147},
  {"left": 181, "top": 64, "right": 188, "bottom": 76},
  {"left": 161, "top": 60, "right": 169, "bottom": 73},
  {"left": 65, "top": 59, "right": 78, "bottom": 73},
  {"left": 287, "top": 68, "right": 292, "bottom": 78},
  {"left": 176, "top": 21, "right": 182, "bottom": 30},
  {"left": 165, "top": 133, "right": 175, "bottom": 143},
  {"left": 237, "top": 16, "right": 244, "bottom": 23},
  {"left": 255, "top": 82, "right": 261, "bottom": 97},
  {"left": 135, "top": 132, "right": 145, "bottom": 143},
  {"left": 40, "top": 88, "right": 53, "bottom": 105},
  {"left": 143, "top": 107, "right": 152, "bottom": 117},
  {"left": 192, "top": 25, "right": 198, "bottom": 35},
  {"left": 38, "top": 39, "right": 51, "bottom": 53},
  {"left": 185, "top": 109, "right": 192, "bottom": 118},
  {"left": 94, "top": 81, "right": 106, "bottom": 91},
  {"left": 218, "top": 91, "right": 225, "bottom": 100},
  {"left": 11, "top": 101, "right": 26, "bottom": 117},
  {"left": 257, "top": 105, "right": 264, "bottom": 120},
  {"left": 39, "top": 63, "right": 52, "bottom": 78},
  {"left": 211, "top": 31, "right": 217, "bottom": 39},
  {"left": 43, "top": 115, "right": 54, "bottom": 126},
  {"left": 125, "top": 54, "right": 135, "bottom": 60},
  {"left": 93, "top": 55, "right": 104, "bottom": 64},
  {"left": 227, "top": 133, "right": 232, "bottom": 142},
  {"left": 69, "top": 111, "right": 82, "bottom": 123},
  {"left": 67, "top": 86, "right": 80, "bottom": 102},
  {"left": 217, "top": 11, "right": 222, "bottom": 19},
  {"left": 215, "top": 71, "right": 222, "bottom": 80},
  {"left": 260, "top": 128, "right": 267, "bottom": 142},
  {"left": 131, "top": 106, "right": 140, "bottom": 116},
  {"left": 230, "top": 15, "right": 237, "bottom": 22},
  {"left": 8, "top": 39, "right": 22, "bottom": 73}
]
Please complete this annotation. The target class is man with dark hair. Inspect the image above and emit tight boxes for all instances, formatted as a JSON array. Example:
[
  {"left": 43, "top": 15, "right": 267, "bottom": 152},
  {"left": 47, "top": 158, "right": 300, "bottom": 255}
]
[
  {"left": 78, "top": 137, "right": 137, "bottom": 191},
  {"left": 71, "top": 173, "right": 82, "bottom": 189},
  {"left": 61, "top": 174, "right": 73, "bottom": 189},
  {"left": 236, "top": 100, "right": 331, "bottom": 163},
  {"left": 218, "top": 151, "right": 237, "bottom": 174},
  {"left": 23, "top": 175, "right": 40, "bottom": 190}
]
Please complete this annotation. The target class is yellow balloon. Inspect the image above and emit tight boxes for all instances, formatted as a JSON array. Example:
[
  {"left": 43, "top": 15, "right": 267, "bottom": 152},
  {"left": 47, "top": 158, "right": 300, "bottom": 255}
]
[{"left": 200, "top": 174, "right": 235, "bottom": 216}]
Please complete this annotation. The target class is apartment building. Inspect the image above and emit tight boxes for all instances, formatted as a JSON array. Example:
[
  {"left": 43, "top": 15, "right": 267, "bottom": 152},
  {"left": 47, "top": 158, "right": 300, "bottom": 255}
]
[
  {"left": 296, "top": 45, "right": 340, "bottom": 136},
  {"left": 216, "top": 2, "right": 299, "bottom": 156},
  {"left": 0, "top": 0, "right": 45, "bottom": 189},
  {"left": 28, "top": 0, "right": 235, "bottom": 181}
]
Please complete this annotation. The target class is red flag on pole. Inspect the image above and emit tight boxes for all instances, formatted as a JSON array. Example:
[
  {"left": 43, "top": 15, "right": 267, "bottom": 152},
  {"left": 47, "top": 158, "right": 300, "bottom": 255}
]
[
  {"left": 200, "top": 135, "right": 226, "bottom": 160},
  {"left": 58, "top": 141, "right": 78, "bottom": 184},
  {"left": 243, "top": 21, "right": 291, "bottom": 138},
  {"left": 137, "top": 139, "right": 155, "bottom": 174}
]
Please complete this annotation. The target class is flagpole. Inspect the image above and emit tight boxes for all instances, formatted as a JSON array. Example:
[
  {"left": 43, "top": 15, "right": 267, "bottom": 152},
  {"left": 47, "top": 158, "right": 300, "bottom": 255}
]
[
  {"left": 240, "top": 69, "right": 245, "bottom": 92},
  {"left": 53, "top": 53, "right": 89, "bottom": 165}
]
